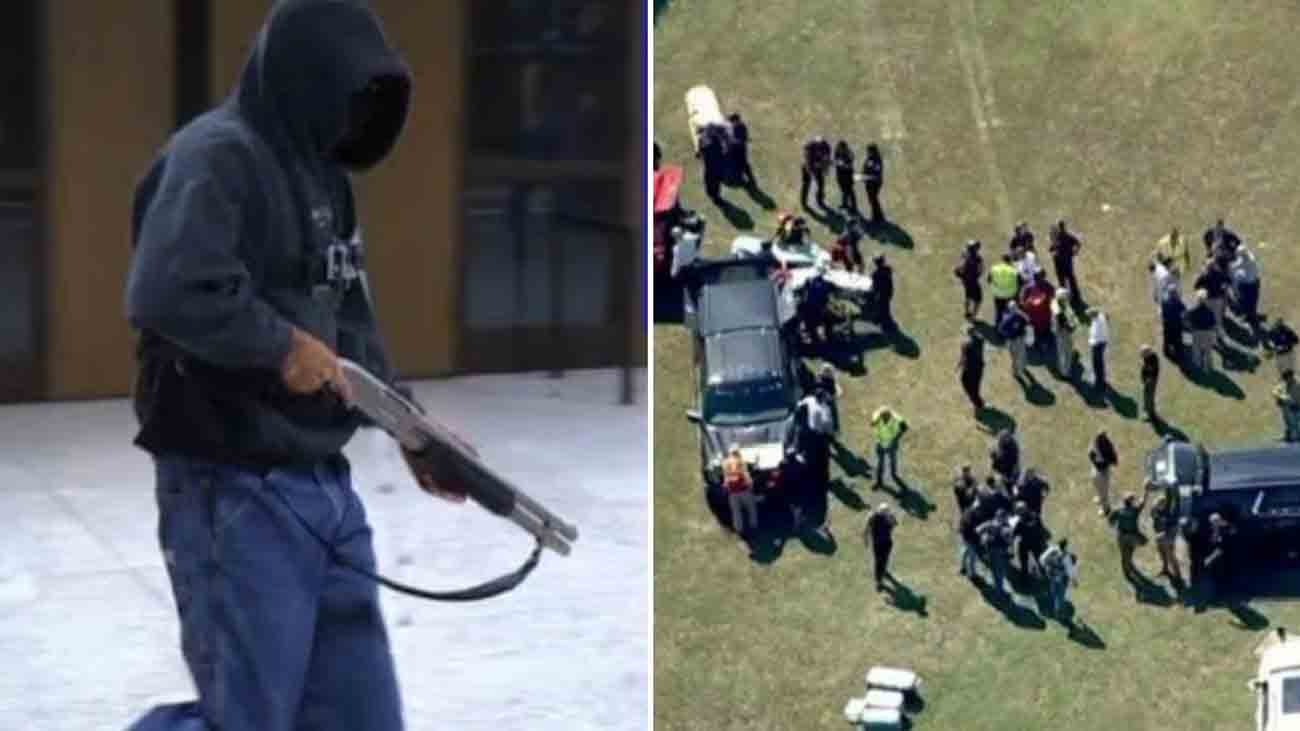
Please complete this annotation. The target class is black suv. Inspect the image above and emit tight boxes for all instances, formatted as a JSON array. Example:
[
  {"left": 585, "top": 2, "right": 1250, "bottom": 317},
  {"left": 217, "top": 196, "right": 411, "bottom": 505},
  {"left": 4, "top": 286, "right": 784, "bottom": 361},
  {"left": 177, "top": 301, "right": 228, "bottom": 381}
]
[
  {"left": 1145, "top": 439, "right": 1300, "bottom": 548},
  {"left": 684, "top": 258, "right": 800, "bottom": 489}
]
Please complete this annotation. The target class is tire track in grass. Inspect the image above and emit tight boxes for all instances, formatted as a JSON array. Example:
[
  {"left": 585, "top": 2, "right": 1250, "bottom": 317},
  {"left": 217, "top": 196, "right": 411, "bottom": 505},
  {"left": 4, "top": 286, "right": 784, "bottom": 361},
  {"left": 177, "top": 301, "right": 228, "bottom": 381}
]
[{"left": 951, "top": 0, "right": 1014, "bottom": 233}]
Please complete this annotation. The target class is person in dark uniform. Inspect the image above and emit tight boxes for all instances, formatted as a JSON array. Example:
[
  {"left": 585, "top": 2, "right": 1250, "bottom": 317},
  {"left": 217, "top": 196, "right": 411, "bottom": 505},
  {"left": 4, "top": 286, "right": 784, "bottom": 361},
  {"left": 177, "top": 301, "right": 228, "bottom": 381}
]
[
  {"left": 832, "top": 217, "right": 866, "bottom": 272},
  {"left": 1109, "top": 486, "right": 1152, "bottom": 580},
  {"left": 1140, "top": 344, "right": 1160, "bottom": 421},
  {"left": 1012, "top": 501, "right": 1048, "bottom": 579},
  {"left": 1009, "top": 222, "right": 1034, "bottom": 253},
  {"left": 124, "top": 2, "right": 471, "bottom": 728},
  {"left": 1193, "top": 259, "right": 1231, "bottom": 346},
  {"left": 861, "top": 143, "right": 885, "bottom": 222},
  {"left": 1202, "top": 218, "right": 1241, "bottom": 260},
  {"left": 801, "top": 135, "right": 832, "bottom": 208},
  {"left": 833, "top": 140, "right": 857, "bottom": 214},
  {"left": 870, "top": 254, "right": 897, "bottom": 335},
  {"left": 1265, "top": 317, "right": 1300, "bottom": 379},
  {"left": 978, "top": 508, "right": 1014, "bottom": 596},
  {"left": 728, "top": 112, "right": 755, "bottom": 187},
  {"left": 866, "top": 503, "right": 898, "bottom": 592},
  {"left": 815, "top": 363, "right": 843, "bottom": 436},
  {"left": 798, "top": 268, "right": 833, "bottom": 346},
  {"left": 952, "top": 464, "right": 978, "bottom": 514},
  {"left": 956, "top": 326, "right": 986, "bottom": 412},
  {"left": 955, "top": 240, "right": 985, "bottom": 320},
  {"left": 1203, "top": 512, "right": 1238, "bottom": 601},
  {"left": 1049, "top": 220, "right": 1083, "bottom": 304},
  {"left": 1014, "top": 467, "right": 1050, "bottom": 515},
  {"left": 699, "top": 127, "right": 727, "bottom": 202},
  {"left": 1160, "top": 287, "right": 1187, "bottom": 363}
]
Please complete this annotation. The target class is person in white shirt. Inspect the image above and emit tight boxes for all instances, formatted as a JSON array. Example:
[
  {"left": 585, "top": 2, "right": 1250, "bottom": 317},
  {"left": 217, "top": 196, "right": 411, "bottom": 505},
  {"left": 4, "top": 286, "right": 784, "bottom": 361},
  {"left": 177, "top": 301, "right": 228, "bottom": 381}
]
[
  {"left": 1230, "top": 245, "right": 1262, "bottom": 329},
  {"left": 1015, "top": 245, "right": 1042, "bottom": 284},
  {"left": 1150, "top": 255, "right": 1179, "bottom": 312},
  {"left": 798, "top": 391, "right": 835, "bottom": 486},
  {"left": 669, "top": 224, "right": 701, "bottom": 279},
  {"left": 1087, "top": 307, "right": 1110, "bottom": 391}
]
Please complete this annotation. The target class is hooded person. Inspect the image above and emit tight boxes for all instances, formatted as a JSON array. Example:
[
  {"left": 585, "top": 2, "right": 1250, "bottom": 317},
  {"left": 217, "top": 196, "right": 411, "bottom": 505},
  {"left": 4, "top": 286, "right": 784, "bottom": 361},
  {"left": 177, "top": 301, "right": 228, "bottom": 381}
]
[{"left": 125, "top": 3, "right": 469, "bottom": 728}]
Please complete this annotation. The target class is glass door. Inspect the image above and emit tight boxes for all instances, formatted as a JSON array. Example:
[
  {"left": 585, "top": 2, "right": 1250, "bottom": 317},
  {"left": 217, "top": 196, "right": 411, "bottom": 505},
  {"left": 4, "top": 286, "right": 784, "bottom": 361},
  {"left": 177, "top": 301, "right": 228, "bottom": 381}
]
[
  {"left": 0, "top": 0, "right": 46, "bottom": 402},
  {"left": 458, "top": 0, "right": 635, "bottom": 374}
]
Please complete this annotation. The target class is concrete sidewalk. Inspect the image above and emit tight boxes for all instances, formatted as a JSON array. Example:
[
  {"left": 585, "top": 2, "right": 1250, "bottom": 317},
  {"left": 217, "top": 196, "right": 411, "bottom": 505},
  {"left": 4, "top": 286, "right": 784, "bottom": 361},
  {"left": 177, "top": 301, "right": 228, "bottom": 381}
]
[{"left": 0, "top": 369, "right": 648, "bottom": 730}]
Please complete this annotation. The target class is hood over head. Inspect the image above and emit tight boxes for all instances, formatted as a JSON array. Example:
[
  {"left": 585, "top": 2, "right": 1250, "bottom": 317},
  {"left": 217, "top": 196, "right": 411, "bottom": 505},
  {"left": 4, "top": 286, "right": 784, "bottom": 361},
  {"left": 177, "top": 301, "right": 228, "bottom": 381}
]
[{"left": 236, "top": 0, "right": 411, "bottom": 172}]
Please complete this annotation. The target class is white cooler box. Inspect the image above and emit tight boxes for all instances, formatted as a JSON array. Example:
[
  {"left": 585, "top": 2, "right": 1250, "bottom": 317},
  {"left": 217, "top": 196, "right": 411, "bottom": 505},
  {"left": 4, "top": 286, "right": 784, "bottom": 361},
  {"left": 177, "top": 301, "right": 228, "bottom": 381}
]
[
  {"left": 860, "top": 707, "right": 905, "bottom": 729},
  {"left": 865, "top": 666, "right": 920, "bottom": 695}
]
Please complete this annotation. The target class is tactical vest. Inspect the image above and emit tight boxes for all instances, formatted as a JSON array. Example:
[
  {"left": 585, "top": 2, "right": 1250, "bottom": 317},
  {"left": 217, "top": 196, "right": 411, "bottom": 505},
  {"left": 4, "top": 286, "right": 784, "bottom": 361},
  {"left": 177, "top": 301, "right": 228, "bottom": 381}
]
[{"left": 989, "top": 263, "right": 1019, "bottom": 299}]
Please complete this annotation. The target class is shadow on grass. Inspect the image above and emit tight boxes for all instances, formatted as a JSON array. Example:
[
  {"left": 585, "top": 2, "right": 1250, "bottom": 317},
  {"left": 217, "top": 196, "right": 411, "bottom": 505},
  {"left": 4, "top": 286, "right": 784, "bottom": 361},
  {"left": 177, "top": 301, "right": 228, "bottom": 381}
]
[
  {"left": 1187, "top": 367, "right": 1246, "bottom": 399},
  {"left": 1152, "top": 416, "right": 1190, "bottom": 442},
  {"left": 972, "top": 575, "right": 1047, "bottom": 630},
  {"left": 816, "top": 338, "right": 869, "bottom": 375},
  {"left": 884, "top": 579, "right": 929, "bottom": 618},
  {"left": 975, "top": 406, "right": 1016, "bottom": 435},
  {"left": 803, "top": 201, "right": 846, "bottom": 234},
  {"left": 1067, "top": 619, "right": 1107, "bottom": 650},
  {"left": 742, "top": 181, "right": 777, "bottom": 211},
  {"left": 1219, "top": 342, "right": 1261, "bottom": 373},
  {"left": 1023, "top": 378, "right": 1056, "bottom": 407},
  {"left": 891, "top": 329, "right": 922, "bottom": 359},
  {"left": 876, "top": 477, "right": 935, "bottom": 520},
  {"left": 714, "top": 197, "right": 754, "bottom": 230},
  {"left": 1226, "top": 602, "right": 1271, "bottom": 631},
  {"left": 865, "top": 219, "right": 915, "bottom": 249},
  {"left": 1127, "top": 569, "right": 1177, "bottom": 607},
  {"left": 831, "top": 442, "right": 873, "bottom": 479},
  {"left": 1105, "top": 388, "right": 1139, "bottom": 419},
  {"left": 829, "top": 478, "right": 867, "bottom": 511}
]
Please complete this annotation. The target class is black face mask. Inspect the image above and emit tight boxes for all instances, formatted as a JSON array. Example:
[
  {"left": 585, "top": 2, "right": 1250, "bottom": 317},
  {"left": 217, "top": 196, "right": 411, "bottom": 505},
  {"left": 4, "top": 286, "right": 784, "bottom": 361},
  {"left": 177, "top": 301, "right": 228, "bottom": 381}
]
[{"left": 332, "top": 75, "right": 410, "bottom": 170}]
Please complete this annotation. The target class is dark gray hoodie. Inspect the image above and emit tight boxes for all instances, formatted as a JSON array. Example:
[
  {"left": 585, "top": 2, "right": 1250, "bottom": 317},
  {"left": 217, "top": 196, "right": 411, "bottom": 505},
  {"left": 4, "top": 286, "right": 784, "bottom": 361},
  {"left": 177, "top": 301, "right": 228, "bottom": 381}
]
[{"left": 126, "top": 0, "right": 414, "bottom": 468}]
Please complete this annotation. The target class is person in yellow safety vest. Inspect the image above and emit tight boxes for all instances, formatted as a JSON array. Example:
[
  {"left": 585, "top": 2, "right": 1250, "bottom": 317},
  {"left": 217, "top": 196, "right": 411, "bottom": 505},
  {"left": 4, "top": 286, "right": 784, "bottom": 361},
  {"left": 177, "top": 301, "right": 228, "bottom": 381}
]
[
  {"left": 721, "top": 445, "right": 759, "bottom": 539},
  {"left": 1153, "top": 226, "right": 1192, "bottom": 278},
  {"left": 1051, "top": 287, "right": 1078, "bottom": 377},
  {"left": 988, "top": 254, "right": 1020, "bottom": 326},
  {"left": 870, "top": 407, "right": 909, "bottom": 490}
]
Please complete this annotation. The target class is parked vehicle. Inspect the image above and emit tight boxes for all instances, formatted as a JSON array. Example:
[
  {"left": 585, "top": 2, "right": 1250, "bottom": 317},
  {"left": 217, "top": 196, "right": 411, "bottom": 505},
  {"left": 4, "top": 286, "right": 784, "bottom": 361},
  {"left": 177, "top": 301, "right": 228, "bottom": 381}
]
[
  {"left": 684, "top": 258, "right": 800, "bottom": 489},
  {"left": 1251, "top": 628, "right": 1300, "bottom": 730}
]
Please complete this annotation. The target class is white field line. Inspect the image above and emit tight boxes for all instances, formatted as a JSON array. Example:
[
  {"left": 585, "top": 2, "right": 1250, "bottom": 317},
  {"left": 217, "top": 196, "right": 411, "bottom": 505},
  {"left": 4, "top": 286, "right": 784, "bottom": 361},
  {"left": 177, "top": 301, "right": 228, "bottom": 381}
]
[
  {"left": 951, "top": 1, "right": 1013, "bottom": 232},
  {"left": 862, "top": 1, "right": 927, "bottom": 253},
  {"left": 966, "top": 0, "right": 1004, "bottom": 129}
]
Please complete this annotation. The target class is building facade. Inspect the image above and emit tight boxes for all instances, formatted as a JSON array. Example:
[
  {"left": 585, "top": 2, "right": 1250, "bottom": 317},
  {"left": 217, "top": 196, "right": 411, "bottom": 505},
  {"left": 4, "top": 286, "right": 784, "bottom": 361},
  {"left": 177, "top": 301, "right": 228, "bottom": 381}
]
[{"left": 0, "top": 0, "right": 645, "bottom": 402}]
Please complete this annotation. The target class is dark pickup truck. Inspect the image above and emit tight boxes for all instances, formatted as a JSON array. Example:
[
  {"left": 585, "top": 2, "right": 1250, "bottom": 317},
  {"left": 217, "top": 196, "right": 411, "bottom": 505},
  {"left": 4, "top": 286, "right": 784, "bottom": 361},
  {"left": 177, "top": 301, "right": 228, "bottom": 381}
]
[{"left": 1145, "top": 439, "right": 1300, "bottom": 551}]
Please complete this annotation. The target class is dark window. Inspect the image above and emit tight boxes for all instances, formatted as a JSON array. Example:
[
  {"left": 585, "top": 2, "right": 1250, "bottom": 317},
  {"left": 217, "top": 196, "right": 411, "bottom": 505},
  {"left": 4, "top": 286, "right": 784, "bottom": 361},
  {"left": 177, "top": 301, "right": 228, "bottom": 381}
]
[
  {"left": 175, "top": 0, "right": 212, "bottom": 128},
  {"left": 0, "top": 0, "right": 45, "bottom": 401}
]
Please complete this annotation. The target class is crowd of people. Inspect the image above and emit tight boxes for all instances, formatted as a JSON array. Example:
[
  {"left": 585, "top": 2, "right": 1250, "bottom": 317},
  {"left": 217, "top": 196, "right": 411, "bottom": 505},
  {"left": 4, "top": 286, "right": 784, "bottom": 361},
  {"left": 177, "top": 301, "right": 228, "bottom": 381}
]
[{"left": 670, "top": 111, "right": 1295, "bottom": 625}]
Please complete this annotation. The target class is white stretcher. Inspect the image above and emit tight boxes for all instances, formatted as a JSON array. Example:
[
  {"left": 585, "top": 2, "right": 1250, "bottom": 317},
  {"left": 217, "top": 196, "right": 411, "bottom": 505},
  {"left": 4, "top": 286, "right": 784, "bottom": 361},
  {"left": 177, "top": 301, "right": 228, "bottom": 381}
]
[{"left": 686, "top": 85, "right": 726, "bottom": 154}]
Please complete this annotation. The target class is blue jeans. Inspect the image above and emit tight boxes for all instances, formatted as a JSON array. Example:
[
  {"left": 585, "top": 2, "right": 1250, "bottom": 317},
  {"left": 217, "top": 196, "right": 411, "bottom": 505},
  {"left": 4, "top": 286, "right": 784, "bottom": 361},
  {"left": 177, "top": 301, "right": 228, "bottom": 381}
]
[
  {"left": 1047, "top": 574, "right": 1069, "bottom": 616},
  {"left": 130, "top": 455, "right": 403, "bottom": 731},
  {"left": 988, "top": 551, "right": 1008, "bottom": 595},
  {"left": 874, "top": 442, "right": 900, "bottom": 485},
  {"left": 958, "top": 538, "right": 978, "bottom": 576}
]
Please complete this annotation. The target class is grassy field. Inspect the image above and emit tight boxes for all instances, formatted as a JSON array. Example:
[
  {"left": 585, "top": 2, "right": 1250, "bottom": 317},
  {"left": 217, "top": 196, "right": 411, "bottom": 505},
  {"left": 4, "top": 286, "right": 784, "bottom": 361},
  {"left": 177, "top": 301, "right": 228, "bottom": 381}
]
[{"left": 653, "top": 2, "right": 1300, "bottom": 729}]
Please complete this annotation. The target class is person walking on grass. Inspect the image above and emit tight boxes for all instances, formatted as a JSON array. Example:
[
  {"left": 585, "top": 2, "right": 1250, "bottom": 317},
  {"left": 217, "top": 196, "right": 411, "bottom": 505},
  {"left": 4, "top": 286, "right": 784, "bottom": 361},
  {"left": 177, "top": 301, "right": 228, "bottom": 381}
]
[
  {"left": 722, "top": 445, "right": 759, "bottom": 540},
  {"left": 988, "top": 253, "right": 1020, "bottom": 327},
  {"left": 1265, "top": 318, "right": 1299, "bottom": 380},
  {"left": 816, "top": 363, "right": 843, "bottom": 436},
  {"left": 800, "top": 135, "right": 832, "bottom": 208},
  {"left": 990, "top": 427, "right": 1021, "bottom": 485},
  {"left": 1275, "top": 370, "right": 1300, "bottom": 443},
  {"left": 727, "top": 113, "right": 756, "bottom": 187},
  {"left": 1052, "top": 287, "right": 1078, "bottom": 377},
  {"left": 1049, "top": 219, "right": 1083, "bottom": 304},
  {"left": 1194, "top": 259, "right": 1231, "bottom": 346},
  {"left": 958, "top": 502, "right": 982, "bottom": 578},
  {"left": 998, "top": 300, "right": 1031, "bottom": 382},
  {"left": 1109, "top": 484, "right": 1153, "bottom": 580},
  {"left": 861, "top": 143, "right": 885, "bottom": 223},
  {"left": 833, "top": 140, "right": 857, "bottom": 214},
  {"left": 1012, "top": 501, "right": 1048, "bottom": 579},
  {"left": 1040, "top": 538, "right": 1079, "bottom": 620},
  {"left": 866, "top": 503, "right": 898, "bottom": 592},
  {"left": 1154, "top": 226, "right": 1192, "bottom": 278},
  {"left": 1089, "top": 431, "right": 1118, "bottom": 516},
  {"left": 955, "top": 240, "right": 985, "bottom": 320},
  {"left": 1140, "top": 344, "right": 1160, "bottom": 421},
  {"left": 1151, "top": 493, "right": 1183, "bottom": 587},
  {"left": 1160, "top": 286, "right": 1187, "bottom": 363},
  {"left": 1230, "top": 244, "right": 1262, "bottom": 331},
  {"left": 871, "top": 406, "right": 909, "bottom": 489},
  {"left": 957, "top": 326, "right": 987, "bottom": 412},
  {"left": 978, "top": 508, "right": 1014, "bottom": 596},
  {"left": 1014, "top": 467, "right": 1050, "bottom": 515},
  {"left": 953, "top": 464, "right": 978, "bottom": 514},
  {"left": 1087, "top": 306, "right": 1110, "bottom": 392},
  {"left": 1185, "top": 289, "right": 1217, "bottom": 371}
]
